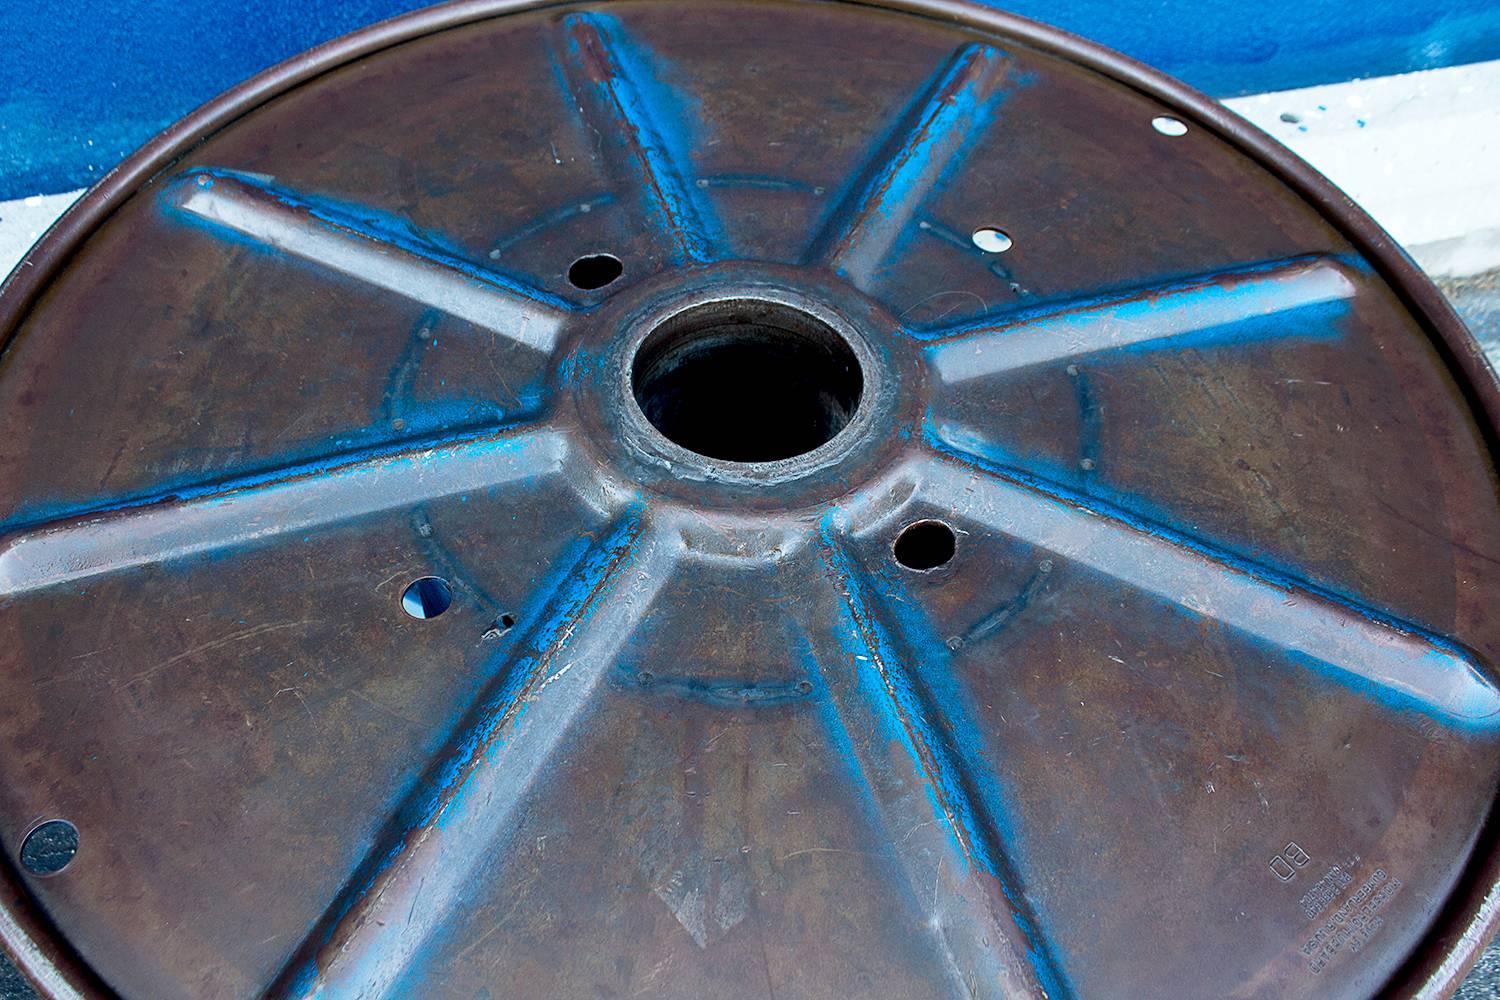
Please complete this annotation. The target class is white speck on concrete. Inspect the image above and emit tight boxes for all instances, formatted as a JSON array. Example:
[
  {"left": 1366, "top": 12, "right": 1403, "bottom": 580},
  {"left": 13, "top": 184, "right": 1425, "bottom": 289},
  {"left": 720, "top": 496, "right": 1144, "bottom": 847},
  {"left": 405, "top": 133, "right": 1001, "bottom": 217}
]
[{"left": 1224, "top": 58, "right": 1500, "bottom": 278}]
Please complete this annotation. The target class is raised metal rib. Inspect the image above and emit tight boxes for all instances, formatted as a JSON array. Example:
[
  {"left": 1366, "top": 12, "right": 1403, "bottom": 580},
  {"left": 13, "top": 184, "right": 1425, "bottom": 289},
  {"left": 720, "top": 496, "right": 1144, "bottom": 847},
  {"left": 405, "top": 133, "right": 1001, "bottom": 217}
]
[
  {"left": 805, "top": 530, "right": 1072, "bottom": 999},
  {"left": 923, "top": 256, "right": 1358, "bottom": 382},
  {"left": 559, "top": 12, "right": 724, "bottom": 264},
  {"left": 273, "top": 509, "right": 675, "bottom": 999},
  {"left": 809, "top": 43, "right": 1010, "bottom": 286},
  {"left": 917, "top": 443, "right": 1500, "bottom": 726},
  {"left": 0, "top": 423, "right": 567, "bottom": 596},
  {"left": 166, "top": 170, "right": 572, "bottom": 352}
]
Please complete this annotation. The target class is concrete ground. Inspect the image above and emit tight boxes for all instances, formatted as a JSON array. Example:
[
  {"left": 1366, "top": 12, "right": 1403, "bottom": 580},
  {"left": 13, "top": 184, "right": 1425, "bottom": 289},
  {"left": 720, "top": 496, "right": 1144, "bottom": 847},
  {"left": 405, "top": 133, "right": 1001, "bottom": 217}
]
[{"left": 1434, "top": 267, "right": 1500, "bottom": 1000}]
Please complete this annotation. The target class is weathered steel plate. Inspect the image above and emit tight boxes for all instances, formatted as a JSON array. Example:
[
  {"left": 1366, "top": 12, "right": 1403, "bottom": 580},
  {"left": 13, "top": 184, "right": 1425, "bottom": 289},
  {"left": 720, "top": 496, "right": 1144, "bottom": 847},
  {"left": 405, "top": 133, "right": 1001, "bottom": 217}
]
[{"left": 1, "top": 1, "right": 1499, "bottom": 997}]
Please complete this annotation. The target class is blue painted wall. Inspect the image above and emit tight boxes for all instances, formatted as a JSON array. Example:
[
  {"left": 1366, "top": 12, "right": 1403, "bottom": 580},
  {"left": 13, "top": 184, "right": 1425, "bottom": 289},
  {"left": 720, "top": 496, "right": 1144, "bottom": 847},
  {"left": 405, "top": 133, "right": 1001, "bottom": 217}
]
[{"left": 0, "top": 0, "right": 1497, "bottom": 199}]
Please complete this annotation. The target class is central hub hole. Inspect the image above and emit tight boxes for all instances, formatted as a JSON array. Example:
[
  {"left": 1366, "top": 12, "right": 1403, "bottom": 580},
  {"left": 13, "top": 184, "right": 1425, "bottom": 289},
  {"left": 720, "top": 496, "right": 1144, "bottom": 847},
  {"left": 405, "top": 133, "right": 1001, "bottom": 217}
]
[{"left": 631, "top": 300, "right": 863, "bottom": 463}]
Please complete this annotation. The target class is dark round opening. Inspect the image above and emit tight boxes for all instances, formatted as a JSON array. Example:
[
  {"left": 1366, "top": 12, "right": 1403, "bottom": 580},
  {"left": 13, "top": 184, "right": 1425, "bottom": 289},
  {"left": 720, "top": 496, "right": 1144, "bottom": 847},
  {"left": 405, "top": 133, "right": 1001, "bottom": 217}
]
[
  {"left": 20, "top": 819, "right": 78, "bottom": 876},
  {"left": 631, "top": 300, "right": 863, "bottom": 463},
  {"left": 401, "top": 576, "right": 453, "bottom": 619},
  {"left": 894, "top": 520, "right": 956, "bottom": 571},
  {"left": 568, "top": 253, "right": 623, "bottom": 290}
]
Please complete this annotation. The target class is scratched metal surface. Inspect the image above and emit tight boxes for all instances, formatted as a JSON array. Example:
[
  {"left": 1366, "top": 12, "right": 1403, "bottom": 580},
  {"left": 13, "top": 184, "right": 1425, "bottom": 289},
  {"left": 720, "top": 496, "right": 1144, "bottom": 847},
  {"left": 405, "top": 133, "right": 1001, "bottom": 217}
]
[{"left": 1, "top": 1, "right": 1499, "bottom": 998}]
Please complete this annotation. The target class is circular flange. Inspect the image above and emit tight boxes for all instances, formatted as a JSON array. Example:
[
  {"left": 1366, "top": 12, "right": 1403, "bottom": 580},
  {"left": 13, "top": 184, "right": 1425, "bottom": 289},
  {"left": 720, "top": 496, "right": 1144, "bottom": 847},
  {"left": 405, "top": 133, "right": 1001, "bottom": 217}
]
[{"left": 1, "top": 2, "right": 1499, "bottom": 998}]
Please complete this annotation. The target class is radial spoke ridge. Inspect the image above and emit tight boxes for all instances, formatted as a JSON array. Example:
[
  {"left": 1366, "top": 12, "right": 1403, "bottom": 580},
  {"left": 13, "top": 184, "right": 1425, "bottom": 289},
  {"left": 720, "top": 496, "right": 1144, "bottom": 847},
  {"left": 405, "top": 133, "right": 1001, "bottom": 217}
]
[
  {"left": 808, "top": 42, "right": 1010, "bottom": 286},
  {"left": 808, "top": 530, "right": 1073, "bottom": 999},
  {"left": 0, "top": 423, "right": 567, "bottom": 597},
  {"left": 917, "top": 442, "right": 1500, "bottom": 726},
  {"left": 271, "top": 508, "right": 675, "bottom": 999},
  {"left": 923, "top": 256, "right": 1358, "bottom": 382},
  {"left": 558, "top": 12, "right": 725, "bottom": 264},
  {"left": 164, "top": 170, "right": 572, "bottom": 352}
]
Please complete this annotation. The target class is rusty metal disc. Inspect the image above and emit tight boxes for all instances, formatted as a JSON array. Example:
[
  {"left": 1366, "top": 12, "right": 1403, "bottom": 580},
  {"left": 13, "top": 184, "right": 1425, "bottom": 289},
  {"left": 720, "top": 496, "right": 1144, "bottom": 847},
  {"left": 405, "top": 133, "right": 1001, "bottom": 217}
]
[{"left": 2, "top": 1, "right": 1499, "bottom": 997}]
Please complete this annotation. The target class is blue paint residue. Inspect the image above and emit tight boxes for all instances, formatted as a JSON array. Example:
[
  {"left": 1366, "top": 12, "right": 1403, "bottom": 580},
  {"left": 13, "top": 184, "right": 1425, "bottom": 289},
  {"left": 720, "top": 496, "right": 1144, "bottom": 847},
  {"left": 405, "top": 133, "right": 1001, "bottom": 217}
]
[
  {"left": 923, "top": 426, "right": 1500, "bottom": 727},
  {"left": 282, "top": 507, "right": 643, "bottom": 991},
  {"left": 907, "top": 254, "right": 1361, "bottom": 341},
  {"left": 0, "top": 414, "right": 543, "bottom": 536},
  {"left": 4, "top": 1, "right": 1496, "bottom": 200},
  {"left": 557, "top": 13, "right": 726, "bottom": 263},
  {"left": 433, "top": 508, "right": 644, "bottom": 827},
  {"left": 808, "top": 42, "right": 1010, "bottom": 273},
  {"left": 817, "top": 519, "right": 1076, "bottom": 999},
  {"left": 165, "top": 169, "right": 575, "bottom": 314}
]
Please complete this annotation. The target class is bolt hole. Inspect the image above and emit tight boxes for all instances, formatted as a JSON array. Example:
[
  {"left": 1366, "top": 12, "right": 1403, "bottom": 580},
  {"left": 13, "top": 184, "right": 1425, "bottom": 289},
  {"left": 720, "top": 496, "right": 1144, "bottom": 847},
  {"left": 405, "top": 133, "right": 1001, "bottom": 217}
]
[
  {"left": 971, "top": 227, "right": 1012, "bottom": 253},
  {"left": 20, "top": 820, "right": 78, "bottom": 876},
  {"left": 1151, "top": 115, "right": 1188, "bottom": 137},
  {"left": 632, "top": 299, "right": 863, "bottom": 462},
  {"left": 894, "top": 520, "right": 957, "bottom": 571},
  {"left": 796, "top": 680, "right": 813, "bottom": 694},
  {"left": 568, "top": 253, "right": 623, "bottom": 290},
  {"left": 500, "top": 613, "right": 516, "bottom": 631},
  {"left": 638, "top": 670, "right": 655, "bottom": 686},
  {"left": 401, "top": 577, "right": 453, "bottom": 619}
]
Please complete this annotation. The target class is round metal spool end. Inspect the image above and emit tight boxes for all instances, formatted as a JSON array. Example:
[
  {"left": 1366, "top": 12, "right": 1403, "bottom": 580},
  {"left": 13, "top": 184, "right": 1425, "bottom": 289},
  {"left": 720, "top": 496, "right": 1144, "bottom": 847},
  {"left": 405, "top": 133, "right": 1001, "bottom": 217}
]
[{"left": 1, "top": 2, "right": 1499, "bottom": 998}]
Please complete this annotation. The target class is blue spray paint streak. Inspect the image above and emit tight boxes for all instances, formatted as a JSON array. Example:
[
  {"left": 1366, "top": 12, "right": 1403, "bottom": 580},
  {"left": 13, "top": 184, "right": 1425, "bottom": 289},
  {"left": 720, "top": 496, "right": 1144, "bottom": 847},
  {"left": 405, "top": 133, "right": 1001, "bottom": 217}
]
[
  {"left": 810, "top": 43, "right": 1011, "bottom": 278},
  {"left": 429, "top": 508, "right": 645, "bottom": 827},
  {"left": 167, "top": 169, "right": 576, "bottom": 314},
  {"left": 558, "top": 13, "right": 725, "bottom": 264},
  {"left": 924, "top": 428, "right": 1500, "bottom": 726},
  {"left": 379, "top": 311, "right": 530, "bottom": 621},
  {"left": 278, "top": 507, "right": 645, "bottom": 993},
  {"left": 0, "top": 414, "right": 541, "bottom": 535},
  {"left": 5, "top": 0, "right": 1499, "bottom": 200},
  {"left": 924, "top": 397, "right": 1351, "bottom": 597},
  {"left": 820, "top": 521, "right": 997, "bottom": 868},
  {"left": 795, "top": 624, "right": 903, "bottom": 836},
  {"left": 909, "top": 253, "right": 1360, "bottom": 341},
  {"left": 798, "top": 623, "right": 1005, "bottom": 972},
  {"left": 818, "top": 519, "right": 1076, "bottom": 999},
  {"left": 867, "top": 557, "right": 1065, "bottom": 900}
]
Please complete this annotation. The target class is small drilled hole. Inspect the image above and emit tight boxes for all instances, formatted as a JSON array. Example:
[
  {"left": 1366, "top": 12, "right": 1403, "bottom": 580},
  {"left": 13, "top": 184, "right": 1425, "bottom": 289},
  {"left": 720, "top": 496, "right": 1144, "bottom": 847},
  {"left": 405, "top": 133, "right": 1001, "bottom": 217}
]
[
  {"left": 894, "top": 520, "right": 957, "bottom": 571},
  {"left": 1151, "top": 115, "right": 1188, "bottom": 137},
  {"left": 401, "top": 577, "right": 453, "bottom": 619},
  {"left": 568, "top": 253, "right": 623, "bottom": 290},
  {"left": 971, "top": 227, "right": 1012, "bottom": 253},
  {"left": 20, "top": 820, "right": 78, "bottom": 876}
]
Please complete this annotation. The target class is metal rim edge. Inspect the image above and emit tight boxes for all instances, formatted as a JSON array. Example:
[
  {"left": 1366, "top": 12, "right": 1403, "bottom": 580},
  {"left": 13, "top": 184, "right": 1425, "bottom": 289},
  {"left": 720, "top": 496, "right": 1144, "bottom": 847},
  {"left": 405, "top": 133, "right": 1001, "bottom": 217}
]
[{"left": 0, "top": 1, "right": 1495, "bottom": 995}]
